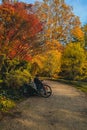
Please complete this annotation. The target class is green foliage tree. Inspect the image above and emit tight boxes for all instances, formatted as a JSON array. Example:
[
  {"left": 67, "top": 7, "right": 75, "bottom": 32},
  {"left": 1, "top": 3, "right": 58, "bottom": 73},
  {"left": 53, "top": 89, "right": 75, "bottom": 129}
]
[
  {"left": 0, "top": 54, "right": 31, "bottom": 89},
  {"left": 0, "top": 95, "right": 15, "bottom": 112},
  {"left": 61, "top": 43, "right": 86, "bottom": 80},
  {"left": 5, "top": 69, "right": 31, "bottom": 89}
]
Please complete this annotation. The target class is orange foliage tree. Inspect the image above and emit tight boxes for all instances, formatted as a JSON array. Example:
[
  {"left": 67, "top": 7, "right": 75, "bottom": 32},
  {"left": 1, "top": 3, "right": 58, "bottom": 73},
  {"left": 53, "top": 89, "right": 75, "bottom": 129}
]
[
  {"left": 0, "top": 2, "right": 43, "bottom": 60},
  {"left": 34, "top": 0, "right": 83, "bottom": 44}
]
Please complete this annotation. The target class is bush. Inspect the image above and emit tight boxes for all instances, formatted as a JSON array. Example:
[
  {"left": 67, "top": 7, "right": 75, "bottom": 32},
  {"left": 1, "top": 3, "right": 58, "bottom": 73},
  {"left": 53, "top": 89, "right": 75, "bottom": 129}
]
[
  {"left": 5, "top": 70, "right": 31, "bottom": 89},
  {"left": 0, "top": 95, "right": 15, "bottom": 112}
]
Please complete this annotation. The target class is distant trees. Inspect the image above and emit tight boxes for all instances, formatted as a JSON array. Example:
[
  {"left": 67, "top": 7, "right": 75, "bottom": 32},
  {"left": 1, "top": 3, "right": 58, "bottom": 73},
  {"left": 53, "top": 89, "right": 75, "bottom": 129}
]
[{"left": 32, "top": 0, "right": 87, "bottom": 80}]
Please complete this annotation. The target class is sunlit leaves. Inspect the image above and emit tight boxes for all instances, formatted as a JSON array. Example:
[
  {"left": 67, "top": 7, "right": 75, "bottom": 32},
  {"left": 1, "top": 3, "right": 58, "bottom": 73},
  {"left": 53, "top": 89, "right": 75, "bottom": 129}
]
[
  {"left": 71, "top": 27, "right": 84, "bottom": 43},
  {"left": 34, "top": 0, "right": 82, "bottom": 44},
  {"left": 61, "top": 43, "right": 86, "bottom": 80},
  {"left": 43, "top": 50, "right": 62, "bottom": 77}
]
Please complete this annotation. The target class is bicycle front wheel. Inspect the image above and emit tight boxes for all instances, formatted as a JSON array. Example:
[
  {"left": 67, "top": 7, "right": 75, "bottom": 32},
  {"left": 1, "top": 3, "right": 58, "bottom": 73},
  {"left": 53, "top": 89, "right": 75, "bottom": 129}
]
[{"left": 40, "top": 84, "right": 52, "bottom": 98}]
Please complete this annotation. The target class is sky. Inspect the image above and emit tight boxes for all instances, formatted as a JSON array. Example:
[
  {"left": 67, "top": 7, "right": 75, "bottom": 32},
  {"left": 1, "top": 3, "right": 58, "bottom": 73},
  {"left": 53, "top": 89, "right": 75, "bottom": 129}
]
[
  {"left": 65, "top": 0, "right": 87, "bottom": 25},
  {"left": 19, "top": 0, "right": 87, "bottom": 25}
]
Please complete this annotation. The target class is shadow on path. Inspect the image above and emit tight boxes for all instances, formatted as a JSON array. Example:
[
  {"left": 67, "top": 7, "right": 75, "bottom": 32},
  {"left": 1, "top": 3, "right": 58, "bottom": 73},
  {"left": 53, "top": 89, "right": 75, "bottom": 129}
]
[{"left": 0, "top": 81, "right": 87, "bottom": 130}]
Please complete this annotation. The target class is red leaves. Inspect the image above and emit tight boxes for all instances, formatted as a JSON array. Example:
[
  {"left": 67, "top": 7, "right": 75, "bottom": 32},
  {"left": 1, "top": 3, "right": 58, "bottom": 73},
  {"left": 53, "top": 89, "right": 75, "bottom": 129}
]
[
  {"left": 0, "top": 2, "right": 43, "bottom": 61},
  {"left": 24, "top": 55, "right": 32, "bottom": 61}
]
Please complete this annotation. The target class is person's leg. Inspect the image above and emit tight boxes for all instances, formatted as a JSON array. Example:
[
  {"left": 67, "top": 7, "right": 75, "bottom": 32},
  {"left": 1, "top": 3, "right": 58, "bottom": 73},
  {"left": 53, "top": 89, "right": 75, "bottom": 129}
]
[{"left": 37, "top": 83, "right": 46, "bottom": 95}]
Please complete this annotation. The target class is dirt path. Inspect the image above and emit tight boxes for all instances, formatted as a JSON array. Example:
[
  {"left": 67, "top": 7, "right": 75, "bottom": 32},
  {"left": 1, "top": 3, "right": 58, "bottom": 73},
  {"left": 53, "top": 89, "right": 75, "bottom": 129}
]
[{"left": 0, "top": 80, "right": 87, "bottom": 130}]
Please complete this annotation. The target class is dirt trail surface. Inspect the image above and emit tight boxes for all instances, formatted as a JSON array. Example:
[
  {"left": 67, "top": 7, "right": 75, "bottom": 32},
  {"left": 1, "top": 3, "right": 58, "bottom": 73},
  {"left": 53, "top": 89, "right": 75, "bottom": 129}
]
[{"left": 0, "top": 80, "right": 87, "bottom": 130}]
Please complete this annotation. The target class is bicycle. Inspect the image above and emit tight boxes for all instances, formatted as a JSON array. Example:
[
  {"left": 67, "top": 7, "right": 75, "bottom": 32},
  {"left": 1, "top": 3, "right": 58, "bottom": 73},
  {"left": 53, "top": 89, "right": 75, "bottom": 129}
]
[{"left": 22, "top": 82, "right": 52, "bottom": 98}]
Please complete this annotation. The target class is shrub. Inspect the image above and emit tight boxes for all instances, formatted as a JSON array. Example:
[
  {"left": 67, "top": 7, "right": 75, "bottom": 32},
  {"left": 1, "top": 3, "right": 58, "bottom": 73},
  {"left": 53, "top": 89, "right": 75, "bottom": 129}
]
[
  {"left": 5, "top": 70, "right": 31, "bottom": 89},
  {"left": 0, "top": 95, "right": 15, "bottom": 112}
]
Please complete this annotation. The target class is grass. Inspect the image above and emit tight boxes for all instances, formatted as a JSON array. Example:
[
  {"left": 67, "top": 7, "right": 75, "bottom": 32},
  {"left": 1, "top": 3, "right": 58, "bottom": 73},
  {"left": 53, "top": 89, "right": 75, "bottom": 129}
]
[{"left": 52, "top": 78, "right": 87, "bottom": 94}]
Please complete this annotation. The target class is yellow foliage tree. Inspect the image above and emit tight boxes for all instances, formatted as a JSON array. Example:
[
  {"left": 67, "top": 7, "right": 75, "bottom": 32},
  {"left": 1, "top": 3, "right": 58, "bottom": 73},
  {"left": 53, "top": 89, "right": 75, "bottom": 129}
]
[
  {"left": 71, "top": 27, "right": 84, "bottom": 43},
  {"left": 61, "top": 43, "right": 86, "bottom": 80},
  {"left": 31, "top": 55, "right": 45, "bottom": 75},
  {"left": 42, "top": 50, "right": 62, "bottom": 77}
]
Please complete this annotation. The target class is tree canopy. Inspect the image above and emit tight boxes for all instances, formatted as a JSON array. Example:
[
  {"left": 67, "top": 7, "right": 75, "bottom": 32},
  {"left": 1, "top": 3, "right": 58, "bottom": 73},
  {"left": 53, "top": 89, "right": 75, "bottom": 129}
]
[{"left": 0, "top": 2, "right": 43, "bottom": 60}]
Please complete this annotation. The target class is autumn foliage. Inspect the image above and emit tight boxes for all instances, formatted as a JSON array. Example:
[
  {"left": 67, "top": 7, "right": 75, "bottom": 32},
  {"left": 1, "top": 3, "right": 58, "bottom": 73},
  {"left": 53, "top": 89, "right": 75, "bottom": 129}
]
[
  {"left": 0, "top": 2, "right": 43, "bottom": 60},
  {"left": 1, "top": 0, "right": 87, "bottom": 114},
  {"left": 0, "top": 0, "right": 87, "bottom": 90}
]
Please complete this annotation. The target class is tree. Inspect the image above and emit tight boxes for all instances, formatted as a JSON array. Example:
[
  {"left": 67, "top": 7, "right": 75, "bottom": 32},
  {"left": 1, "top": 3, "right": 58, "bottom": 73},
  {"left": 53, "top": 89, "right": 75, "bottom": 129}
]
[
  {"left": 45, "top": 39, "right": 64, "bottom": 52},
  {"left": 0, "top": 2, "right": 43, "bottom": 60},
  {"left": 34, "top": 0, "right": 82, "bottom": 44},
  {"left": 42, "top": 50, "right": 62, "bottom": 77},
  {"left": 2, "top": 0, "right": 17, "bottom": 3},
  {"left": 61, "top": 43, "right": 86, "bottom": 80},
  {"left": 30, "top": 54, "right": 45, "bottom": 75}
]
